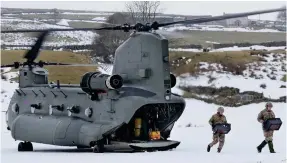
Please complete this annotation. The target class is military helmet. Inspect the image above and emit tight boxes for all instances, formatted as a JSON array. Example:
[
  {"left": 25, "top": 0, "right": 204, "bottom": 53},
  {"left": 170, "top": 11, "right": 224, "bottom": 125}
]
[
  {"left": 265, "top": 102, "right": 273, "bottom": 107},
  {"left": 217, "top": 107, "right": 224, "bottom": 113}
]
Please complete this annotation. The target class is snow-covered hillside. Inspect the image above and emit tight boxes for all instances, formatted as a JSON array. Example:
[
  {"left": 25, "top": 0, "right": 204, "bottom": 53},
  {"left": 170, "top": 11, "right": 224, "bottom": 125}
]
[
  {"left": 177, "top": 53, "right": 286, "bottom": 99},
  {"left": 1, "top": 17, "right": 98, "bottom": 46},
  {"left": 1, "top": 49, "right": 286, "bottom": 163}
]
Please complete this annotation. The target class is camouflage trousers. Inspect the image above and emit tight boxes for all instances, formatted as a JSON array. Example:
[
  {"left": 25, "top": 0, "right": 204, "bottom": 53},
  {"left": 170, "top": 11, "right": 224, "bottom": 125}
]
[
  {"left": 209, "top": 133, "right": 225, "bottom": 149},
  {"left": 263, "top": 130, "right": 274, "bottom": 142}
]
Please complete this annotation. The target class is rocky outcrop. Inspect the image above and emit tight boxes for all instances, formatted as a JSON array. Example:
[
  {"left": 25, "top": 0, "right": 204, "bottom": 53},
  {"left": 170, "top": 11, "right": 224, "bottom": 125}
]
[
  {"left": 180, "top": 85, "right": 286, "bottom": 107},
  {"left": 213, "top": 41, "right": 286, "bottom": 49}
]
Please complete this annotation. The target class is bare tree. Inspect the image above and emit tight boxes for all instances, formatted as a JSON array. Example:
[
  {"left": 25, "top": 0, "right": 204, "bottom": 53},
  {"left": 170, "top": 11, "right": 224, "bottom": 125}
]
[
  {"left": 90, "top": 13, "right": 131, "bottom": 63},
  {"left": 277, "top": 6, "right": 286, "bottom": 23},
  {"left": 90, "top": 2, "right": 161, "bottom": 63},
  {"left": 125, "top": 1, "right": 161, "bottom": 24},
  {"left": 51, "top": 8, "right": 60, "bottom": 24}
]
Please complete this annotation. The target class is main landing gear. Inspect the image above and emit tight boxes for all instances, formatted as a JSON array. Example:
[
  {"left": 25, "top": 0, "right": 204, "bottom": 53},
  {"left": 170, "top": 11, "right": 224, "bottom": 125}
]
[
  {"left": 18, "top": 142, "right": 33, "bottom": 151},
  {"left": 93, "top": 140, "right": 105, "bottom": 153}
]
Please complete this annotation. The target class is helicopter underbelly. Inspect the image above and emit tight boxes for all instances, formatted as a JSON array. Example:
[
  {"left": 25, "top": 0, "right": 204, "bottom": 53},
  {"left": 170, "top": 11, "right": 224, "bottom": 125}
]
[
  {"left": 11, "top": 114, "right": 85, "bottom": 146},
  {"left": 6, "top": 87, "right": 185, "bottom": 148},
  {"left": 10, "top": 113, "right": 121, "bottom": 147}
]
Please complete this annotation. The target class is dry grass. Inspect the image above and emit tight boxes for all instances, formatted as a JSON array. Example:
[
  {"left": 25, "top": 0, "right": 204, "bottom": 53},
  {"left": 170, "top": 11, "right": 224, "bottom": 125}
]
[
  {"left": 281, "top": 75, "right": 287, "bottom": 82},
  {"left": 170, "top": 49, "right": 286, "bottom": 76},
  {"left": 168, "top": 30, "right": 286, "bottom": 47},
  {"left": 269, "top": 49, "right": 286, "bottom": 55},
  {"left": 169, "top": 50, "right": 261, "bottom": 75},
  {"left": 1, "top": 50, "right": 97, "bottom": 84}
]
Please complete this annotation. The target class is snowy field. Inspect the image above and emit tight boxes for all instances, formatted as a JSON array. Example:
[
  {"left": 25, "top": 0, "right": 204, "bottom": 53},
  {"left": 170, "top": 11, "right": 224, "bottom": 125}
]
[
  {"left": 1, "top": 17, "right": 98, "bottom": 46},
  {"left": 1, "top": 100, "right": 286, "bottom": 163},
  {"left": 1, "top": 50, "right": 286, "bottom": 163}
]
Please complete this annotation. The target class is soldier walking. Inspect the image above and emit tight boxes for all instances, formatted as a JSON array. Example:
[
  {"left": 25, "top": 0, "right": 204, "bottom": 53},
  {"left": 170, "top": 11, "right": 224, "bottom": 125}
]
[
  {"left": 256, "top": 102, "right": 276, "bottom": 153},
  {"left": 207, "top": 107, "right": 227, "bottom": 153}
]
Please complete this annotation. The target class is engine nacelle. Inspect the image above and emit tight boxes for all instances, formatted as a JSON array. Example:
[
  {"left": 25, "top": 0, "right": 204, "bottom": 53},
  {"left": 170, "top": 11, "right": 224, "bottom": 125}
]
[{"left": 80, "top": 72, "right": 123, "bottom": 95}]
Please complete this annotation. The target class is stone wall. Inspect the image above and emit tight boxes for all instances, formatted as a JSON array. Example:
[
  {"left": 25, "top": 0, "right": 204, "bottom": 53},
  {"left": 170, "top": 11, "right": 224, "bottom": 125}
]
[{"left": 170, "top": 41, "right": 286, "bottom": 50}]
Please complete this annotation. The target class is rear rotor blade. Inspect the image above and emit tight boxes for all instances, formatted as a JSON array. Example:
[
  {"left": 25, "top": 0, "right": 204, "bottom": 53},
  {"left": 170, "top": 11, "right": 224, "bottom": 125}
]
[
  {"left": 0, "top": 62, "right": 22, "bottom": 68},
  {"left": 44, "top": 63, "right": 100, "bottom": 67},
  {"left": 159, "top": 7, "right": 286, "bottom": 27},
  {"left": 0, "top": 64, "right": 16, "bottom": 68}
]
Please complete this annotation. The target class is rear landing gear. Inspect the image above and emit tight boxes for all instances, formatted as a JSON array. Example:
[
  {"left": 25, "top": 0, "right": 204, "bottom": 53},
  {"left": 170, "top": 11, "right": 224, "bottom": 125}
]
[
  {"left": 77, "top": 145, "right": 89, "bottom": 149},
  {"left": 93, "top": 140, "right": 105, "bottom": 153},
  {"left": 93, "top": 144, "right": 104, "bottom": 153},
  {"left": 18, "top": 142, "right": 33, "bottom": 151}
]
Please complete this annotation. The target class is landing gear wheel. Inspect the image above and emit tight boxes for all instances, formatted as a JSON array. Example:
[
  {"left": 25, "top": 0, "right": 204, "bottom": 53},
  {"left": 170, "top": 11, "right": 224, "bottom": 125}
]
[
  {"left": 18, "top": 142, "right": 25, "bottom": 152},
  {"left": 93, "top": 145, "right": 104, "bottom": 153},
  {"left": 93, "top": 141, "right": 105, "bottom": 153},
  {"left": 18, "top": 142, "right": 33, "bottom": 152},
  {"left": 147, "top": 148, "right": 156, "bottom": 152},
  {"left": 26, "top": 142, "right": 33, "bottom": 151},
  {"left": 77, "top": 145, "right": 88, "bottom": 149}
]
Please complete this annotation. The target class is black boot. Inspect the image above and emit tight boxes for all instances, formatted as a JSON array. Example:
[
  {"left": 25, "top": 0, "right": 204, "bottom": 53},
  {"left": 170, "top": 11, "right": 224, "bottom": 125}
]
[
  {"left": 267, "top": 141, "right": 276, "bottom": 153},
  {"left": 257, "top": 140, "right": 267, "bottom": 153},
  {"left": 217, "top": 148, "right": 221, "bottom": 153},
  {"left": 207, "top": 145, "right": 211, "bottom": 152}
]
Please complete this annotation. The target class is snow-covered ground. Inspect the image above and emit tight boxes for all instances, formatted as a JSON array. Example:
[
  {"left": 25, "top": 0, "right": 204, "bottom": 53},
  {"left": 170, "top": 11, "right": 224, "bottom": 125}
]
[
  {"left": 177, "top": 51, "right": 286, "bottom": 99},
  {"left": 1, "top": 50, "right": 286, "bottom": 163},
  {"left": 2, "top": 12, "right": 113, "bottom": 16},
  {"left": 56, "top": 19, "right": 70, "bottom": 26},
  {"left": 1, "top": 99, "right": 286, "bottom": 163},
  {"left": 178, "top": 71, "right": 286, "bottom": 99},
  {"left": 61, "top": 12, "right": 113, "bottom": 15},
  {"left": 170, "top": 45, "right": 286, "bottom": 52},
  {"left": 1, "top": 68, "right": 19, "bottom": 110}
]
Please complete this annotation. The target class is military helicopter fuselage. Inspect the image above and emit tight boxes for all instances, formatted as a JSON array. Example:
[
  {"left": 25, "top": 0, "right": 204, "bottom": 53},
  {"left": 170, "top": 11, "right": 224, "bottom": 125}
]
[{"left": 5, "top": 32, "right": 185, "bottom": 152}]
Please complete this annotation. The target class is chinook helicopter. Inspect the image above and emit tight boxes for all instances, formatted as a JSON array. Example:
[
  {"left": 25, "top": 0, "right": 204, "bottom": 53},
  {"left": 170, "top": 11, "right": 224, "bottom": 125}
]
[{"left": 1, "top": 7, "right": 285, "bottom": 153}]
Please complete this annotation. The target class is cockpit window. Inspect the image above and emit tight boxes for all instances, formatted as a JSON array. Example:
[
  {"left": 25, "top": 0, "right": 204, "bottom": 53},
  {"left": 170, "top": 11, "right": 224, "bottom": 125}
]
[{"left": 33, "top": 74, "right": 48, "bottom": 84}]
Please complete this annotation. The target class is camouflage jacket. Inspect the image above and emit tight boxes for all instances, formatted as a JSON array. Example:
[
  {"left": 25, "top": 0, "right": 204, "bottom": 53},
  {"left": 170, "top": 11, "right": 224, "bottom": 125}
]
[
  {"left": 257, "top": 109, "right": 275, "bottom": 122},
  {"left": 209, "top": 113, "right": 227, "bottom": 126}
]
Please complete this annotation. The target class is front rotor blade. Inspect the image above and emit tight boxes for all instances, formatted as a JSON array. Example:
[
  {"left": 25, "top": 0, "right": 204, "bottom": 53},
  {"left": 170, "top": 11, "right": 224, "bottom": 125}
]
[
  {"left": 44, "top": 63, "right": 100, "bottom": 67},
  {"left": 0, "top": 62, "right": 22, "bottom": 68},
  {"left": 1, "top": 26, "right": 124, "bottom": 33},
  {"left": 0, "top": 64, "right": 15, "bottom": 68},
  {"left": 159, "top": 7, "right": 286, "bottom": 27},
  {"left": 23, "top": 31, "right": 49, "bottom": 62}
]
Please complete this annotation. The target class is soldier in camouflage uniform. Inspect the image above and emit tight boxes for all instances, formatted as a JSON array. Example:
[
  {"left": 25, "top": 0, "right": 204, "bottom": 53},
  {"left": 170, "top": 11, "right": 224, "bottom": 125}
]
[
  {"left": 256, "top": 102, "right": 276, "bottom": 153},
  {"left": 207, "top": 107, "right": 227, "bottom": 153}
]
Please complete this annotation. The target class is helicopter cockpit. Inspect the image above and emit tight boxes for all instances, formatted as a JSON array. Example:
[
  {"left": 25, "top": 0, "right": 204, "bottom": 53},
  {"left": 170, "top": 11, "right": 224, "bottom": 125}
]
[
  {"left": 19, "top": 66, "right": 49, "bottom": 87},
  {"left": 31, "top": 67, "right": 48, "bottom": 84}
]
